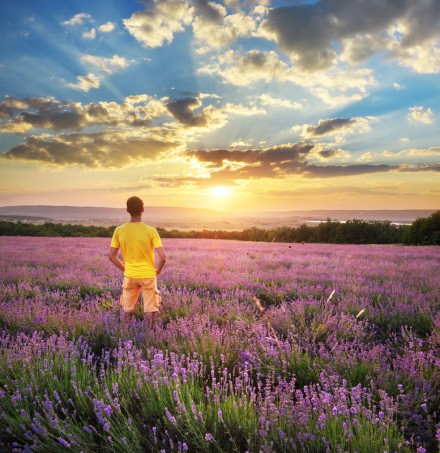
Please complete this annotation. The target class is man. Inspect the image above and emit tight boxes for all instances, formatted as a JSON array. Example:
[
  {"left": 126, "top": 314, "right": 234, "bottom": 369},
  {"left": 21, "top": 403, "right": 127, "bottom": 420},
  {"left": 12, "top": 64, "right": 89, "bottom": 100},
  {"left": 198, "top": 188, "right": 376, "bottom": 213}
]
[{"left": 109, "top": 196, "right": 166, "bottom": 329}]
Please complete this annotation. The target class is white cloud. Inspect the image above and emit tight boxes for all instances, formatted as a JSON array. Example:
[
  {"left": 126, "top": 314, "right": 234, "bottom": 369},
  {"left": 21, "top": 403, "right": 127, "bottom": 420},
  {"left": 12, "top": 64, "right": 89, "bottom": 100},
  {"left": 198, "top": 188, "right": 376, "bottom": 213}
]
[
  {"left": 67, "top": 73, "right": 100, "bottom": 92},
  {"left": 192, "top": 9, "right": 257, "bottom": 53},
  {"left": 82, "top": 28, "right": 96, "bottom": 40},
  {"left": 81, "top": 54, "right": 128, "bottom": 74},
  {"left": 407, "top": 106, "right": 435, "bottom": 124},
  {"left": 62, "top": 13, "right": 92, "bottom": 26},
  {"left": 123, "top": 0, "right": 193, "bottom": 48},
  {"left": 230, "top": 140, "right": 252, "bottom": 148},
  {"left": 258, "top": 94, "right": 302, "bottom": 109},
  {"left": 199, "top": 50, "right": 376, "bottom": 107},
  {"left": 359, "top": 146, "right": 440, "bottom": 164},
  {"left": 393, "top": 82, "right": 404, "bottom": 90},
  {"left": 393, "top": 40, "right": 440, "bottom": 74},
  {"left": 98, "top": 22, "right": 116, "bottom": 33}
]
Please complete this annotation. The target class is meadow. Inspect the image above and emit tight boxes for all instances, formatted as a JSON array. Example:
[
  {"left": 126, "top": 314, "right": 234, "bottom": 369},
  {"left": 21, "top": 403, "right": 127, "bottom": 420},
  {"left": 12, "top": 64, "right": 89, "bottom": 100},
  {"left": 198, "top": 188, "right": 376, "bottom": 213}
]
[{"left": 0, "top": 236, "right": 439, "bottom": 452}]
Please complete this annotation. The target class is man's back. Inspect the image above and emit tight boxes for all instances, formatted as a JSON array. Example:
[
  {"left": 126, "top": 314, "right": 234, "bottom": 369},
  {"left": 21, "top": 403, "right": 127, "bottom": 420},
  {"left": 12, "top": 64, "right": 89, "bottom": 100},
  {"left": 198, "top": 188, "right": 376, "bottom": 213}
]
[{"left": 111, "top": 222, "right": 162, "bottom": 278}]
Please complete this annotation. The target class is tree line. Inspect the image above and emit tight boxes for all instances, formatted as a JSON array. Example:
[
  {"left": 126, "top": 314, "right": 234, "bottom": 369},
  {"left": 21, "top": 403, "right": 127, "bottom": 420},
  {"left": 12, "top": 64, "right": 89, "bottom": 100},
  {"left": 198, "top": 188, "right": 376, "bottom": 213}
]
[{"left": 0, "top": 211, "right": 439, "bottom": 245}]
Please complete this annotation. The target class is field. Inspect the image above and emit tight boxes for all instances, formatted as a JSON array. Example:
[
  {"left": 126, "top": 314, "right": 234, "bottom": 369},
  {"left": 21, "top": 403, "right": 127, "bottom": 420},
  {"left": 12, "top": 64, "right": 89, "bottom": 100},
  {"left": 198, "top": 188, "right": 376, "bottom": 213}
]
[{"left": 0, "top": 236, "right": 439, "bottom": 452}]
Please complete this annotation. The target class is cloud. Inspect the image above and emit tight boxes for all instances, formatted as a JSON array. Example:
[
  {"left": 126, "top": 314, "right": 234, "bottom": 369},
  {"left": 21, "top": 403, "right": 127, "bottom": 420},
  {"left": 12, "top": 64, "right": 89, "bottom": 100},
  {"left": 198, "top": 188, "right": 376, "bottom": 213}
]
[
  {"left": 259, "top": 1, "right": 407, "bottom": 71},
  {"left": 359, "top": 146, "right": 440, "bottom": 164},
  {"left": 67, "top": 73, "right": 100, "bottom": 92},
  {"left": 66, "top": 55, "right": 128, "bottom": 96},
  {"left": 123, "top": 0, "right": 260, "bottom": 54},
  {"left": 302, "top": 118, "right": 354, "bottom": 137},
  {"left": 0, "top": 94, "right": 264, "bottom": 138},
  {"left": 393, "top": 39, "right": 440, "bottom": 74},
  {"left": 257, "top": 1, "right": 440, "bottom": 74},
  {"left": 399, "top": 163, "right": 440, "bottom": 173},
  {"left": 341, "top": 34, "right": 388, "bottom": 66},
  {"left": 120, "top": 1, "right": 440, "bottom": 76},
  {"left": 81, "top": 54, "right": 128, "bottom": 74},
  {"left": 258, "top": 94, "right": 302, "bottom": 109},
  {"left": 266, "top": 185, "right": 404, "bottom": 198},
  {"left": 123, "top": 0, "right": 193, "bottom": 48},
  {"left": 407, "top": 106, "right": 434, "bottom": 124},
  {"left": 185, "top": 141, "right": 439, "bottom": 181},
  {"left": 62, "top": 13, "right": 92, "bottom": 26},
  {"left": 1, "top": 129, "right": 183, "bottom": 169},
  {"left": 82, "top": 28, "right": 96, "bottom": 39},
  {"left": 302, "top": 163, "right": 397, "bottom": 178},
  {"left": 230, "top": 140, "right": 252, "bottom": 148},
  {"left": 166, "top": 98, "right": 208, "bottom": 127},
  {"left": 192, "top": 2, "right": 258, "bottom": 53},
  {"left": 185, "top": 142, "right": 390, "bottom": 180},
  {"left": 162, "top": 96, "right": 265, "bottom": 132},
  {"left": 300, "top": 116, "right": 374, "bottom": 141},
  {"left": 0, "top": 94, "right": 271, "bottom": 171},
  {"left": 199, "top": 50, "right": 376, "bottom": 106},
  {"left": 0, "top": 95, "right": 166, "bottom": 133},
  {"left": 98, "top": 22, "right": 116, "bottom": 33},
  {"left": 0, "top": 97, "right": 59, "bottom": 121},
  {"left": 312, "top": 148, "right": 350, "bottom": 161}
]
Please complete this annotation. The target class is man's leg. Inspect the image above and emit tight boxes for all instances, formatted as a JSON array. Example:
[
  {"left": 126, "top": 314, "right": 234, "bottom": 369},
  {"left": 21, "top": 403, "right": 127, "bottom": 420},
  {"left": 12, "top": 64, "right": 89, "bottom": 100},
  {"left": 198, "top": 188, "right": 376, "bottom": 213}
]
[
  {"left": 144, "top": 311, "right": 157, "bottom": 329},
  {"left": 123, "top": 311, "right": 133, "bottom": 330},
  {"left": 120, "top": 277, "right": 139, "bottom": 330},
  {"left": 141, "top": 278, "right": 160, "bottom": 329}
]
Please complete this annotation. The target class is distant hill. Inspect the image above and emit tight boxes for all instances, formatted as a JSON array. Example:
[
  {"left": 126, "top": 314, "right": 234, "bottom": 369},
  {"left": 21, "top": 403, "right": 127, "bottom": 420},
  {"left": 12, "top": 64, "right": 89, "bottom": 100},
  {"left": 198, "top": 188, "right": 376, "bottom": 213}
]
[
  {"left": 242, "top": 209, "right": 437, "bottom": 224},
  {"left": 0, "top": 205, "right": 230, "bottom": 223},
  {"left": 0, "top": 205, "right": 436, "bottom": 229}
]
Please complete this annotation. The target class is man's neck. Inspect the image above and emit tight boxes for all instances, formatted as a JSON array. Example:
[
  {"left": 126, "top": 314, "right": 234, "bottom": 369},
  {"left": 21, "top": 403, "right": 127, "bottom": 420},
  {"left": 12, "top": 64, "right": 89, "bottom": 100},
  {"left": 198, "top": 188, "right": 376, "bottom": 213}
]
[{"left": 130, "top": 215, "right": 142, "bottom": 222}]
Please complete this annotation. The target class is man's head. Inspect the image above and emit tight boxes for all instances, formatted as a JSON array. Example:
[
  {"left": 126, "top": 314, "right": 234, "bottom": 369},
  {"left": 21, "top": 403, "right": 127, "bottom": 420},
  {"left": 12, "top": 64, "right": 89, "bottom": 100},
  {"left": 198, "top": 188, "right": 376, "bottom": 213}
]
[{"left": 126, "top": 196, "right": 144, "bottom": 216}]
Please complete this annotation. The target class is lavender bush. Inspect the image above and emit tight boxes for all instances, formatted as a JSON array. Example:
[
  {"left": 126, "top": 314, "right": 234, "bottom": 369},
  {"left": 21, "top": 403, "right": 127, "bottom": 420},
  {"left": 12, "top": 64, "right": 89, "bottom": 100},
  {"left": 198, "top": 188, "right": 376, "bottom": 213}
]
[{"left": 0, "top": 236, "right": 438, "bottom": 452}]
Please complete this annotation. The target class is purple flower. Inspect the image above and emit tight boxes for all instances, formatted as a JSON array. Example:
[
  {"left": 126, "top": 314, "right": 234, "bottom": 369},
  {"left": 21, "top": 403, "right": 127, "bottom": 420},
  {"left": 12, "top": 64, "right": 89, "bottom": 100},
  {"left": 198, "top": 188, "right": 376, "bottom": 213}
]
[
  {"left": 104, "top": 405, "right": 113, "bottom": 417},
  {"left": 165, "top": 407, "right": 177, "bottom": 425},
  {"left": 205, "top": 433, "right": 214, "bottom": 442},
  {"left": 58, "top": 438, "right": 70, "bottom": 447}
]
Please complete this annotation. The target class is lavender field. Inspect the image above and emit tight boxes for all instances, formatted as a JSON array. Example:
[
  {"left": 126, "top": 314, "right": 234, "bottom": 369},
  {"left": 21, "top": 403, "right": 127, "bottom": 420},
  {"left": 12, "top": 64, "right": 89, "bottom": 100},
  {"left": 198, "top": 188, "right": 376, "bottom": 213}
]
[{"left": 0, "top": 236, "right": 439, "bottom": 452}]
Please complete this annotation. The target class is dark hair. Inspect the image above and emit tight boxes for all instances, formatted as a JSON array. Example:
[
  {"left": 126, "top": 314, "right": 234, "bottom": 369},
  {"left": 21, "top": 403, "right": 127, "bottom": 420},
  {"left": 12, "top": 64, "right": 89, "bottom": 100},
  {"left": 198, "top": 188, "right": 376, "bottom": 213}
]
[{"left": 126, "top": 196, "right": 144, "bottom": 216}]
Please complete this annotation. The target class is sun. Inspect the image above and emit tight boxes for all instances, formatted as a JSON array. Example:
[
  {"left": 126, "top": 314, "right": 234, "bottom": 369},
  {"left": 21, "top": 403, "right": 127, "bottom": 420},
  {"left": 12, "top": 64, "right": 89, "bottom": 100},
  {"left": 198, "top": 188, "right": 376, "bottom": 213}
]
[{"left": 211, "top": 186, "right": 230, "bottom": 199}]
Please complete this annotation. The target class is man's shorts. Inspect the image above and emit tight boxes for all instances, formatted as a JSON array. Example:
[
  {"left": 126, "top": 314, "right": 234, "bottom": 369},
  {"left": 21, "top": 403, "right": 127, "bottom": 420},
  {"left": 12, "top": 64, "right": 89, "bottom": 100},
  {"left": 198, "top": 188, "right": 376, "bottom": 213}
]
[{"left": 120, "top": 277, "right": 161, "bottom": 313}]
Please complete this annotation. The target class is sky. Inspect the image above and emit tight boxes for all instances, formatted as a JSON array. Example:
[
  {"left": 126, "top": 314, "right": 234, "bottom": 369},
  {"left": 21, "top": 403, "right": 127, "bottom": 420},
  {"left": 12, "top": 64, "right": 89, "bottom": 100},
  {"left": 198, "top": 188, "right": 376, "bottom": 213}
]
[{"left": 0, "top": 0, "right": 439, "bottom": 213}]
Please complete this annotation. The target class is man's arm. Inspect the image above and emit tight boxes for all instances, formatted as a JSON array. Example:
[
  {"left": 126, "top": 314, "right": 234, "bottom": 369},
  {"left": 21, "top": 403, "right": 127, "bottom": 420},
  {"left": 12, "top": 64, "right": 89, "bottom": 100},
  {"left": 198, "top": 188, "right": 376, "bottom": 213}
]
[
  {"left": 108, "top": 247, "right": 125, "bottom": 272},
  {"left": 155, "top": 247, "right": 167, "bottom": 276}
]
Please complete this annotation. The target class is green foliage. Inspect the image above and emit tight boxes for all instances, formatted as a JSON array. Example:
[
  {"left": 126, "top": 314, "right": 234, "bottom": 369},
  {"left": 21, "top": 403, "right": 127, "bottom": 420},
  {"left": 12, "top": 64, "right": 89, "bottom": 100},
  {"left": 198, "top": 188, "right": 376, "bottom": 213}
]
[
  {"left": 403, "top": 211, "right": 440, "bottom": 245},
  {"left": 1, "top": 210, "right": 439, "bottom": 245},
  {"left": 0, "top": 221, "right": 115, "bottom": 238},
  {"left": 370, "top": 312, "right": 434, "bottom": 337}
]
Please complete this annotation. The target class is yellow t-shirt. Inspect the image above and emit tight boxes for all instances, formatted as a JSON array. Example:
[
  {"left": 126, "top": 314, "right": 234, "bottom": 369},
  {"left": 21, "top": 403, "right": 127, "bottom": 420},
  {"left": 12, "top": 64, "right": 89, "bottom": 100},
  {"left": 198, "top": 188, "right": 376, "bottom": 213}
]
[{"left": 110, "top": 222, "right": 162, "bottom": 278}]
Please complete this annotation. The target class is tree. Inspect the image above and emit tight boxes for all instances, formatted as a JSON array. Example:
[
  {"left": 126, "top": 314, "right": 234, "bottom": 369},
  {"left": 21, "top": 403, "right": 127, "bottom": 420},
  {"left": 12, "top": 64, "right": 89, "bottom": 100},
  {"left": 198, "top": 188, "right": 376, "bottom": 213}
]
[{"left": 404, "top": 211, "right": 440, "bottom": 245}]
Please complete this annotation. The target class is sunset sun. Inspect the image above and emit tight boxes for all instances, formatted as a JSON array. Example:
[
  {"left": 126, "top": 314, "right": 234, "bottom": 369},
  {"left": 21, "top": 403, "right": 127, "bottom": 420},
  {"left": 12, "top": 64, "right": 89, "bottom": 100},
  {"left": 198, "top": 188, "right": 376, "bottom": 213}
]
[{"left": 211, "top": 186, "right": 231, "bottom": 199}]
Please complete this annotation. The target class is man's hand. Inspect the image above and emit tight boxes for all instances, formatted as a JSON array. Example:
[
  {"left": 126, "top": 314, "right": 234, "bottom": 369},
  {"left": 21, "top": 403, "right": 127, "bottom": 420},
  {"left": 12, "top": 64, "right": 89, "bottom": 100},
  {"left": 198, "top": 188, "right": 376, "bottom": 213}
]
[
  {"left": 108, "top": 247, "right": 125, "bottom": 272},
  {"left": 155, "top": 247, "right": 167, "bottom": 276}
]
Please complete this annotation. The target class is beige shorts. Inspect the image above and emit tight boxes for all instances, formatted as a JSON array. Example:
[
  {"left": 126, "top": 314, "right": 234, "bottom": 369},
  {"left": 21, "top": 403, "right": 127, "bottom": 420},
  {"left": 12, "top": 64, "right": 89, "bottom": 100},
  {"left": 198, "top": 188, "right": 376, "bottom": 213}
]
[{"left": 120, "top": 277, "right": 161, "bottom": 313}]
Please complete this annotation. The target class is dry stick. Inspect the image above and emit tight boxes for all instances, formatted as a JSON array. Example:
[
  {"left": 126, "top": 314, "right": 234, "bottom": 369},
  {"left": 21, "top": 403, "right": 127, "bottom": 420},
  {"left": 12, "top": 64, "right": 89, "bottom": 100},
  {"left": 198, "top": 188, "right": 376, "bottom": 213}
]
[
  {"left": 322, "top": 289, "right": 336, "bottom": 309},
  {"left": 329, "top": 308, "right": 366, "bottom": 353},
  {"left": 252, "top": 296, "right": 283, "bottom": 354}
]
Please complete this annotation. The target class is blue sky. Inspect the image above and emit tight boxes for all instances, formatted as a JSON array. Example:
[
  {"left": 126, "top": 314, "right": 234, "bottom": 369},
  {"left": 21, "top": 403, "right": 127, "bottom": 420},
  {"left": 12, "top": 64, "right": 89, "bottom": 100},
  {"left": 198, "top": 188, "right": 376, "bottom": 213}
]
[{"left": 0, "top": 0, "right": 439, "bottom": 211}]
